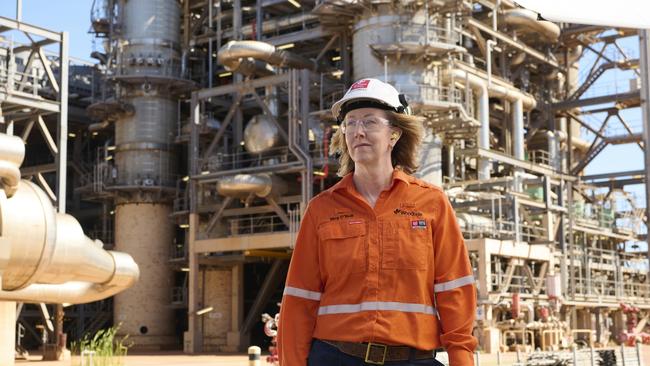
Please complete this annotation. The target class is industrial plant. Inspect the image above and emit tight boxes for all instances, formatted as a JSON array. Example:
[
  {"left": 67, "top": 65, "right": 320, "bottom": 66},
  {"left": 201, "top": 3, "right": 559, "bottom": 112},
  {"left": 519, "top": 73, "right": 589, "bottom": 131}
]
[{"left": 0, "top": 0, "right": 649, "bottom": 364}]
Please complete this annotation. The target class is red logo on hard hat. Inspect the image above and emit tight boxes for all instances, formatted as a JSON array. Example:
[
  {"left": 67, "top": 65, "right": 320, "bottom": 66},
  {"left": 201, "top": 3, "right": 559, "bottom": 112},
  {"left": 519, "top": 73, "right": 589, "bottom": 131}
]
[{"left": 350, "top": 79, "right": 370, "bottom": 90}]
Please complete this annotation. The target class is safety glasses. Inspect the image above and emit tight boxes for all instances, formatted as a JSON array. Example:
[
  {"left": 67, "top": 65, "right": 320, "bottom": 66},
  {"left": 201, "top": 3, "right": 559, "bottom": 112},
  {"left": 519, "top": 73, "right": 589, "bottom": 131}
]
[{"left": 340, "top": 117, "right": 391, "bottom": 134}]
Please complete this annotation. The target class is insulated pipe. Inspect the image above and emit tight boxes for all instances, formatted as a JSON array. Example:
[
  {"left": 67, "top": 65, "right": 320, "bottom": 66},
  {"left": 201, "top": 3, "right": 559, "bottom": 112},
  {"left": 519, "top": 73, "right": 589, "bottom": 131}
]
[
  {"left": 0, "top": 180, "right": 139, "bottom": 297},
  {"left": 0, "top": 162, "right": 20, "bottom": 198},
  {"left": 512, "top": 99, "right": 524, "bottom": 161},
  {"left": 450, "top": 66, "right": 537, "bottom": 109},
  {"left": 503, "top": 8, "right": 560, "bottom": 43},
  {"left": 512, "top": 98, "right": 524, "bottom": 191},
  {"left": 217, "top": 40, "right": 317, "bottom": 71},
  {"left": 88, "top": 120, "right": 110, "bottom": 132},
  {"left": 39, "top": 214, "right": 116, "bottom": 284},
  {"left": 0, "top": 251, "right": 138, "bottom": 304},
  {"left": 0, "top": 134, "right": 25, "bottom": 198},
  {"left": 478, "top": 85, "right": 491, "bottom": 180},
  {"left": 446, "top": 68, "right": 535, "bottom": 180},
  {"left": 446, "top": 69, "right": 491, "bottom": 179}
]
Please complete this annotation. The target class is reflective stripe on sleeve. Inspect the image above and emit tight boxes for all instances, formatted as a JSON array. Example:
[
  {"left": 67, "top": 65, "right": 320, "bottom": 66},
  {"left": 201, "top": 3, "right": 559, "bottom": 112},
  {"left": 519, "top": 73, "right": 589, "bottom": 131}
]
[
  {"left": 434, "top": 275, "right": 475, "bottom": 293},
  {"left": 283, "top": 286, "right": 322, "bottom": 301},
  {"left": 318, "top": 301, "right": 436, "bottom": 316}
]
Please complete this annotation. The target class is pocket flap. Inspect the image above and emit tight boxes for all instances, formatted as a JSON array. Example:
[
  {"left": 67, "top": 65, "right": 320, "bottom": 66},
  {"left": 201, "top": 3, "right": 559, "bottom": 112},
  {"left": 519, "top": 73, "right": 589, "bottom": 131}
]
[{"left": 318, "top": 220, "right": 367, "bottom": 240}]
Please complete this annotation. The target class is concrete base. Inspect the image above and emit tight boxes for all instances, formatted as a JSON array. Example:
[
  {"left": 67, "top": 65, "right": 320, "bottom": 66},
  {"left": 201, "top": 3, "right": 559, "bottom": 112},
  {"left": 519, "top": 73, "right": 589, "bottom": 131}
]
[
  {"left": 42, "top": 345, "right": 70, "bottom": 361},
  {"left": 481, "top": 327, "right": 501, "bottom": 353},
  {"left": 202, "top": 269, "right": 237, "bottom": 352},
  {"left": 127, "top": 335, "right": 179, "bottom": 351},
  {"left": 223, "top": 331, "right": 243, "bottom": 352},
  {"left": 114, "top": 203, "right": 175, "bottom": 348},
  {"left": 0, "top": 301, "right": 16, "bottom": 366}
]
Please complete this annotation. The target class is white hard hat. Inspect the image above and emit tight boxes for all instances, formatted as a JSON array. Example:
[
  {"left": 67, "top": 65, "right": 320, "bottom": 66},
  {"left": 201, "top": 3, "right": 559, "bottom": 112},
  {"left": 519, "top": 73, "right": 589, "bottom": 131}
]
[{"left": 331, "top": 78, "right": 409, "bottom": 121}]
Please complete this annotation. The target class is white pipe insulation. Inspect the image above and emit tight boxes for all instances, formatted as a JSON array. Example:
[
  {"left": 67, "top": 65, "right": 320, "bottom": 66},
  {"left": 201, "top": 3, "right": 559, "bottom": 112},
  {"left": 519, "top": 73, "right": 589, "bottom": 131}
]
[
  {"left": 0, "top": 181, "right": 140, "bottom": 303},
  {"left": 217, "top": 40, "right": 317, "bottom": 72},
  {"left": 512, "top": 99, "right": 525, "bottom": 161},
  {"left": 0, "top": 133, "right": 139, "bottom": 304},
  {"left": 447, "top": 68, "right": 536, "bottom": 180},
  {"left": 478, "top": 85, "right": 490, "bottom": 180},
  {"left": 0, "top": 134, "right": 25, "bottom": 198},
  {"left": 503, "top": 8, "right": 560, "bottom": 43},
  {"left": 512, "top": 98, "right": 525, "bottom": 191}
]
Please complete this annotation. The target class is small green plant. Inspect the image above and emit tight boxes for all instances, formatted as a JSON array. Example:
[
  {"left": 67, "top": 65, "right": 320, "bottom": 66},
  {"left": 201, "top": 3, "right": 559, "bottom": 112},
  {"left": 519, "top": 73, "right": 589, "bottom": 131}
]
[{"left": 70, "top": 325, "right": 131, "bottom": 366}]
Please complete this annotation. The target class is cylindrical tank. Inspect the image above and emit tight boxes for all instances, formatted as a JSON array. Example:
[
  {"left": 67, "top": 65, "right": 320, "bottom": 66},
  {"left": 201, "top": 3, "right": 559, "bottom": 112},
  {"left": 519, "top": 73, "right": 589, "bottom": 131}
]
[
  {"left": 111, "top": 0, "right": 181, "bottom": 348},
  {"left": 114, "top": 95, "right": 176, "bottom": 188},
  {"left": 351, "top": 5, "right": 451, "bottom": 180},
  {"left": 120, "top": 0, "right": 181, "bottom": 77},
  {"left": 113, "top": 203, "right": 175, "bottom": 347},
  {"left": 414, "top": 130, "right": 442, "bottom": 186},
  {"left": 352, "top": 11, "right": 437, "bottom": 93},
  {"left": 119, "top": 0, "right": 181, "bottom": 78},
  {"left": 123, "top": 0, "right": 180, "bottom": 43}
]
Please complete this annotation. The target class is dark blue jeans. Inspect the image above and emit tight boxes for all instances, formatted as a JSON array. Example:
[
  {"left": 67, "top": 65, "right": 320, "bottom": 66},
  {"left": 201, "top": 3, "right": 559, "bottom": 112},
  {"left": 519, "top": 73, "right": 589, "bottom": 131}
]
[{"left": 307, "top": 339, "right": 445, "bottom": 366}]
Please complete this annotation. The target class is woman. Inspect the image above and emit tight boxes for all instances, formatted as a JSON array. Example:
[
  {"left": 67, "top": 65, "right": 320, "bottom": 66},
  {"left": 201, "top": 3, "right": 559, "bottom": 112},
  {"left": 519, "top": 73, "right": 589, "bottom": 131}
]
[{"left": 278, "top": 78, "right": 477, "bottom": 366}]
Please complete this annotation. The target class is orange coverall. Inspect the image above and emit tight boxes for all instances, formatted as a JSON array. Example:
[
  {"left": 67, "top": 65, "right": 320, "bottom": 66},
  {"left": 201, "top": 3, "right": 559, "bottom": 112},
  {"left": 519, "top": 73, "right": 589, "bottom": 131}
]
[{"left": 278, "top": 169, "right": 478, "bottom": 365}]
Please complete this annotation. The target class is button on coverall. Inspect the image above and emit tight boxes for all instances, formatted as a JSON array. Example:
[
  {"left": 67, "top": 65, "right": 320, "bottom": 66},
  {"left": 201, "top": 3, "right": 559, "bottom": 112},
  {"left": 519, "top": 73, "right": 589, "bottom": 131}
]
[{"left": 278, "top": 169, "right": 478, "bottom": 365}]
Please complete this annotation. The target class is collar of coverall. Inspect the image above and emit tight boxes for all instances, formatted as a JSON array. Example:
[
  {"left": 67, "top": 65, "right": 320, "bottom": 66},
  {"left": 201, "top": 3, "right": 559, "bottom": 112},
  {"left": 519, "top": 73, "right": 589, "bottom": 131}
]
[{"left": 331, "top": 168, "right": 410, "bottom": 193}]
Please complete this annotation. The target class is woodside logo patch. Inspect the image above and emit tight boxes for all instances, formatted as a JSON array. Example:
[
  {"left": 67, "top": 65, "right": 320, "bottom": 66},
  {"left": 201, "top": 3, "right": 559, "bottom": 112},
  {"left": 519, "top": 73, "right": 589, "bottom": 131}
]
[
  {"left": 350, "top": 79, "right": 370, "bottom": 90},
  {"left": 393, "top": 208, "right": 423, "bottom": 217}
]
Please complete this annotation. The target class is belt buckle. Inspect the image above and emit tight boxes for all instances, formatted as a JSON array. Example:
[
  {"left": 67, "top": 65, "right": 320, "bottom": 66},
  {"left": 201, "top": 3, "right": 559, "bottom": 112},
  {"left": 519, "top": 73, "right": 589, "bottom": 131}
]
[{"left": 364, "top": 342, "right": 387, "bottom": 365}]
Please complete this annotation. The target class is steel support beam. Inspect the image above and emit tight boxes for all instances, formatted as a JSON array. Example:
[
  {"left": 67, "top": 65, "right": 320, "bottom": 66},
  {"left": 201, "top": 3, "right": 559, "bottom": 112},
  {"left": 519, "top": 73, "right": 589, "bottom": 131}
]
[
  {"left": 240, "top": 259, "right": 288, "bottom": 335},
  {"left": 639, "top": 29, "right": 650, "bottom": 284},
  {"left": 264, "top": 26, "right": 331, "bottom": 46},
  {"left": 56, "top": 31, "right": 68, "bottom": 214},
  {"left": 0, "top": 16, "right": 60, "bottom": 40},
  {"left": 187, "top": 92, "right": 202, "bottom": 353},
  {"left": 457, "top": 148, "right": 577, "bottom": 181},
  {"left": 551, "top": 90, "right": 641, "bottom": 111},
  {"left": 467, "top": 18, "right": 559, "bottom": 68},
  {"left": 197, "top": 73, "right": 290, "bottom": 100}
]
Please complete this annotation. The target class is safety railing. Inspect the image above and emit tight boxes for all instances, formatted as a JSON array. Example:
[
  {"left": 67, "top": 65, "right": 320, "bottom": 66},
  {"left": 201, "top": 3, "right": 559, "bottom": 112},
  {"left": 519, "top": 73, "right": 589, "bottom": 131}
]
[
  {"left": 528, "top": 150, "right": 550, "bottom": 167},
  {"left": 395, "top": 22, "right": 461, "bottom": 47},
  {"left": 396, "top": 83, "right": 474, "bottom": 117},
  {"left": 171, "top": 286, "right": 187, "bottom": 305},
  {"left": 572, "top": 201, "right": 615, "bottom": 229},
  {"left": 228, "top": 214, "right": 290, "bottom": 236}
]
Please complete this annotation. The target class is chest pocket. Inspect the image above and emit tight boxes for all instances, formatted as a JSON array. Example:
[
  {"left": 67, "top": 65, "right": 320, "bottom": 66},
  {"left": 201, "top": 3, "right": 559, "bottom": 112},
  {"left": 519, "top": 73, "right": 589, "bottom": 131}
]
[
  {"left": 381, "top": 219, "right": 431, "bottom": 270},
  {"left": 318, "top": 220, "right": 367, "bottom": 275}
]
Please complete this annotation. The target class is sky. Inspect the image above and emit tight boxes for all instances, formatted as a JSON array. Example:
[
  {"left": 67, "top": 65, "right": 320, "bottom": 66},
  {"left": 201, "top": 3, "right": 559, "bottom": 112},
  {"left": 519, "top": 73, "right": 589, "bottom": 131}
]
[
  {"left": 0, "top": 0, "right": 96, "bottom": 61},
  {"left": 0, "top": 1, "right": 647, "bottom": 239}
]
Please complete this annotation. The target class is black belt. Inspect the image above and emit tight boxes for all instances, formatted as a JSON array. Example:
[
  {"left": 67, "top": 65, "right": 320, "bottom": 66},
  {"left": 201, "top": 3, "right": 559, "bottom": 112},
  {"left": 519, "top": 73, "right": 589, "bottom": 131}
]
[{"left": 320, "top": 339, "right": 435, "bottom": 365}]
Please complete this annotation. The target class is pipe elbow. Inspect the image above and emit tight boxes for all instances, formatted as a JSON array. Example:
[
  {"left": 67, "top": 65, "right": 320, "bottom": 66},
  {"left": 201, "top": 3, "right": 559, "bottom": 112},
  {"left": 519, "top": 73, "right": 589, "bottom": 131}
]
[
  {"left": 503, "top": 9, "right": 560, "bottom": 43},
  {"left": 107, "top": 251, "right": 140, "bottom": 290},
  {"left": 0, "top": 162, "right": 21, "bottom": 198}
]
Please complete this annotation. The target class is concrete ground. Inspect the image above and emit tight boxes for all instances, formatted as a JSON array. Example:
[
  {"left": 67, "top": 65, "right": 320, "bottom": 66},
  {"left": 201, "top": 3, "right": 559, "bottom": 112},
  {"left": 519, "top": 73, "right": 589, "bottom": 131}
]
[{"left": 14, "top": 345, "right": 650, "bottom": 365}]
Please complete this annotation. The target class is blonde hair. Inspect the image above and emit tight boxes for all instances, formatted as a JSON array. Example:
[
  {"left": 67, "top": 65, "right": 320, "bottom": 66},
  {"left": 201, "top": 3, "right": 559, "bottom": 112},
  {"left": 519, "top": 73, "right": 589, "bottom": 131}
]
[{"left": 329, "top": 111, "right": 425, "bottom": 177}]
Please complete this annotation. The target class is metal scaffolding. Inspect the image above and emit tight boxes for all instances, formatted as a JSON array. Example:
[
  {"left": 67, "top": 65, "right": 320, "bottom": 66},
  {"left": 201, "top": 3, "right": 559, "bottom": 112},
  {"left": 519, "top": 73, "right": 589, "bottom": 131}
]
[{"left": 70, "top": 0, "right": 650, "bottom": 354}]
